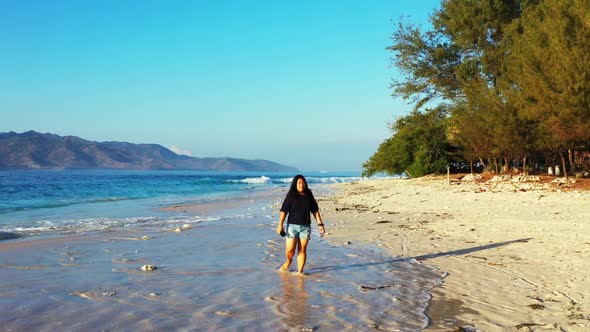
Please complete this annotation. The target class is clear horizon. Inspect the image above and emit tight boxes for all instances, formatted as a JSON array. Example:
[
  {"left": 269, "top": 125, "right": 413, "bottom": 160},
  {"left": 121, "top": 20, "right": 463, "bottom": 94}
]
[{"left": 0, "top": 1, "right": 440, "bottom": 172}]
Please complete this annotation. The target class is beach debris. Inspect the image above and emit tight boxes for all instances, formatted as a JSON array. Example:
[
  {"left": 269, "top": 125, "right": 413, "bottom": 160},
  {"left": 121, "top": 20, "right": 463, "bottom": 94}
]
[
  {"left": 375, "top": 220, "right": 392, "bottom": 224},
  {"left": 461, "top": 174, "right": 482, "bottom": 182},
  {"left": 442, "top": 318, "right": 458, "bottom": 325},
  {"left": 552, "top": 177, "right": 575, "bottom": 185},
  {"left": 173, "top": 227, "right": 183, "bottom": 232},
  {"left": 149, "top": 292, "right": 159, "bottom": 297},
  {"left": 360, "top": 283, "right": 396, "bottom": 290},
  {"left": 459, "top": 326, "right": 480, "bottom": 332},
  {"left": 528, "top": 303, "right": 545, "bottom": 310},
  {"left": 70, "top": 291, "right": 95, "bottom": 300},
  {"left": 181, "top": 224, "right": 192, "bottom": 230},
  {"left": 140, "top": 235, "right": 151, "bottom": 240},
  {"left": 490, "top": 174, "right": 540, "bottom": 183},
  {"left": 515, "top": 322, "right": 543, "bottom": 329},
  {"left": 140, "top": 264, "right": 158, "bottom": 271},
  {"left": 215, "top": 311, "right": 234, "bottom": 317},
  {"left": 70, "top": 290, "right": 117, "bottom": 299},
  {"left": 567, "top": 310, "right": 590, "bottom": 320}
]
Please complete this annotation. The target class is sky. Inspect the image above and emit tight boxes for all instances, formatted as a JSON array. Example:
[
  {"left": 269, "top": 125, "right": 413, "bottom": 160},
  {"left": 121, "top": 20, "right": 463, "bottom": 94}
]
[{"left": 0, "top": 0, "right": 440, "bottom": 172}]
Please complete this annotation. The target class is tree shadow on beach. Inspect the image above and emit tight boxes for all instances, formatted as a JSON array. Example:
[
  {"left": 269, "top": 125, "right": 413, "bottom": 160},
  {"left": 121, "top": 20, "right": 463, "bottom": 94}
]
[{"left": 308, "top": 238, "right": 533, "bottom": 274}]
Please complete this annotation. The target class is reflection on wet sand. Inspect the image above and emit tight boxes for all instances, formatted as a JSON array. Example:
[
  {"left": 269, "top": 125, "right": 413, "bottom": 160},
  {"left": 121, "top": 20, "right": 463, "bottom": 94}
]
[{"left": 278, "top": 272, "right": 311, "bottom": 330}]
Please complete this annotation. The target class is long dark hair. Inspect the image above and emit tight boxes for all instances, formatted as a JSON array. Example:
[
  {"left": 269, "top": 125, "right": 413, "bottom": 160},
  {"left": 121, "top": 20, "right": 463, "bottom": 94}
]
[{"left": 289, "top": 174, "right": 312, "bottom": 195}]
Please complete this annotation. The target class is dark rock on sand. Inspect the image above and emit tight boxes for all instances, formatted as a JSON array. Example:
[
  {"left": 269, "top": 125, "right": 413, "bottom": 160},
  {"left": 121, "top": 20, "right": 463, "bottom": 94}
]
[
  {"left": 0, "top": 232, "right": 23, "bottom": 241},
  {"left": 460, "top": 326, "right": 480, "bottom": 332}
]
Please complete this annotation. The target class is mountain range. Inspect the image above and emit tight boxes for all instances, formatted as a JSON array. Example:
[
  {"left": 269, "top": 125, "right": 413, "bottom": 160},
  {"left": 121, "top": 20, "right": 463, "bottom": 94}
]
[{"left": 0, "top": 131, "right": 298, "bottom": 172}]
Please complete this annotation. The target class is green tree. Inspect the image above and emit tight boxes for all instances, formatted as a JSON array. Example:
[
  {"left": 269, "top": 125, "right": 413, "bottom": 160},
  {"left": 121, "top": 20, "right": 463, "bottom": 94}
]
[
  {"left": 502, "top": 0, "right": 590, "bottom": 176},
  {"left": 362, "top": 108, "right": 452, "bottom": 177},
  {"left": 370, "top": 0, "right": 588, "bottom": 176},
  {"left": 387, "top": 20, "right": 462, "bottom": 110},
  {"left": 385, "top": 0, "right": 534, "bottom": 173}
]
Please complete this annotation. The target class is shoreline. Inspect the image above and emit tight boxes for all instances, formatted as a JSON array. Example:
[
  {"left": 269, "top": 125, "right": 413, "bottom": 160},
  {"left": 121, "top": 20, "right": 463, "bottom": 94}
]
[
  {"left": 0, "top": 183, "right": 444, "bottom": 330},
  {"left": 3, "top": 174, "right": 589, "bottom": 330},
  {"left": 319, "top": 175, "right": 590, "bottom": 331}
]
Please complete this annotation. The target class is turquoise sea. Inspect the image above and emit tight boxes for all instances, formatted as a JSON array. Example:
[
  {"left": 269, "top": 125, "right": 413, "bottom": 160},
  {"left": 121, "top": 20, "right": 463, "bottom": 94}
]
[
  {"left": 0, "top": 170, "right": 361, "bottom": 238},
  {"left": 0, "top": 170, "right": 444, "bottom": 331}
]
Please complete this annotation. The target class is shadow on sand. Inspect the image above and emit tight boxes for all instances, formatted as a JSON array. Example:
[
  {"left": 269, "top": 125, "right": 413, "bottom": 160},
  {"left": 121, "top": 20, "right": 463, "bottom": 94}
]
[{"left": 308, "top": 238, "right": 533, "bottom": 274}]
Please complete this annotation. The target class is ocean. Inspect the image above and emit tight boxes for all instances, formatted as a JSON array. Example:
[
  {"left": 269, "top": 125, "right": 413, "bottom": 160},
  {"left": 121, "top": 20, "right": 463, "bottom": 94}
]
[
  {"left": 0, "top": 170, "right": 444, "bottom": 331},
  {"left": 0, "top": 170, "right": 362, "bottom": 238}
]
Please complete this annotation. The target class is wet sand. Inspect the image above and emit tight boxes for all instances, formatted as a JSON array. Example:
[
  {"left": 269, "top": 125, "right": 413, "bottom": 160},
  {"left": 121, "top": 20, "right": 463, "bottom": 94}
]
[
  {"left": 319, "top": 175, "right": 590, "bottom": 331},
  {"left": 0, "top": 188, "right": 444, "bottom": 331}
]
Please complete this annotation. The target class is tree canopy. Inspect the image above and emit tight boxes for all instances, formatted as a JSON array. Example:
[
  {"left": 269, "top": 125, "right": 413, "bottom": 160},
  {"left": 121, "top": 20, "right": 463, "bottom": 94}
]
[{"left": 365, "top": 0, "right": 590, "bottom": 177}]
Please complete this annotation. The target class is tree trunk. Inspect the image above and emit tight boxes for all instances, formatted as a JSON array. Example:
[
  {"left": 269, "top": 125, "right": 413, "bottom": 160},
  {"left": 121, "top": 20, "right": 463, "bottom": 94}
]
[
  {"left": 494, "top": 157, "right": 499, "bottom": 174},
  {"left": 479, "top": 157, "right": 486, "bottom": 170},
  {"left": 568, "top": 148, "right": 575, "bottom": 174},
  {"left": 504, "top": 157, "right": 509, "bottom": 173},
  {"left": 405, "top": 169, "right": 413, "bottom": 178},
  {"left": 523, "top": 155, "right": 528, "bottom": 175},
  {"left": 560, "top": 152, "right": 568, "bottom": 179},
  {"left": 470, "top": 160, "right": 474, "bottom": 174}
]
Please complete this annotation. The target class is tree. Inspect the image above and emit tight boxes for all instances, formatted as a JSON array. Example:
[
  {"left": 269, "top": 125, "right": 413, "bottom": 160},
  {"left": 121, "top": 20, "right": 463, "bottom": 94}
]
[
  {"left": 387, "top": 20, "right": 462, "bottom": 110},
  {"left": 368, "top": 0, "right": 588, "bottom": 177},
  {"left": 502, "top": 0, "right": 590, "bottom": 177},
  {"left": 362, "top": 107, "right": 453, "bottom": 177}
]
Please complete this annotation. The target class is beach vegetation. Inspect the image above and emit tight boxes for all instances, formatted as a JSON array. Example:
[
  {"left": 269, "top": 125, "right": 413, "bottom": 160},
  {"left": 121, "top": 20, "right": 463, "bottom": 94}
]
[
  {"left": 362, "top": 107, "right": 454, "bottom": 177},
  {"left": 365, "top": 0, "right": 590, "bottom": 177}
]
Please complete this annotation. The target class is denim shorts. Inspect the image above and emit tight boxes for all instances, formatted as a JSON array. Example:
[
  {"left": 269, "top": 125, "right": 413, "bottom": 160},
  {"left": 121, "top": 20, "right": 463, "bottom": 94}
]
[{"left": 286, "top": 224, "right": 311, "bottom": 240}]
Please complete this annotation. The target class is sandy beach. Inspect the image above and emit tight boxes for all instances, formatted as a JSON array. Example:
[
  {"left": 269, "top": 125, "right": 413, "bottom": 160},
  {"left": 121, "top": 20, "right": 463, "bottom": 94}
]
[
  {"left": 319, "top": 175, "right": 590, "bottom": 331},
  {"left": 0, "top": 177, "right": 443, "bottom": 331},
  {"left": 2, "top": 172, "right": 590, "bottom": 331}
]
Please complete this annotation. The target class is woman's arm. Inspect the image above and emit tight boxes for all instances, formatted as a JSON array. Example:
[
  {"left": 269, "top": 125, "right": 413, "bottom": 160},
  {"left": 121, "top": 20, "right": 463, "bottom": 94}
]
[
  {"left": 276, "top": 211, "right": 287, "bottom": 235},
  {"left": 313, "top": 211, "right": 325, "bottom": 237}
]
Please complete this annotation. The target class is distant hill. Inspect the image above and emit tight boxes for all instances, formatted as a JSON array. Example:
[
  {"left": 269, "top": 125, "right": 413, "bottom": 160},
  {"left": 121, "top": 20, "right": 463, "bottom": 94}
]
[{"left": 0, "top": 131, "right": 298, "bottom": 172}]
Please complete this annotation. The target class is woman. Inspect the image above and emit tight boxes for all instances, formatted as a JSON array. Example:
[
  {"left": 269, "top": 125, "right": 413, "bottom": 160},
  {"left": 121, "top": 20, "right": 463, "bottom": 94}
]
[{"left": 276, "top": 174, "right": 325, "bottom": 274}]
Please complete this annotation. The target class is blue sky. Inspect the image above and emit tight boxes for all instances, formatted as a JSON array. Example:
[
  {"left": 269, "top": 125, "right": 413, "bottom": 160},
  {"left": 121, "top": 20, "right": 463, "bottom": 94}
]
[{"left": 0, "top": 1, "right": 440, "bottom": 172}]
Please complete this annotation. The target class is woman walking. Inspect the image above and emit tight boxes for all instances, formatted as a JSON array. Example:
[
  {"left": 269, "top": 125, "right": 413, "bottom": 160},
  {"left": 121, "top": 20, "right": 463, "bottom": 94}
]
[{"left": 276, "top": 174, "right": 325, "bottom": 274}]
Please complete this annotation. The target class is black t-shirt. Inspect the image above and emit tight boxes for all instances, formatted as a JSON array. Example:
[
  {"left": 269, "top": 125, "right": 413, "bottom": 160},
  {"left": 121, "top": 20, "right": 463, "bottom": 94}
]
[{"left": 280, "top": 191, "right": 319, "bottom": 226}]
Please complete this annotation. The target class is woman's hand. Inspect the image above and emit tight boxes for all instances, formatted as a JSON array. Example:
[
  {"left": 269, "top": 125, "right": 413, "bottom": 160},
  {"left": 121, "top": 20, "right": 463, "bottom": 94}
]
[
  {"left": 318, "top": 225, "right": 325, "bottom": 237},
  {"left": 276, "top": 225, "right": 284, "bottom": 236}
]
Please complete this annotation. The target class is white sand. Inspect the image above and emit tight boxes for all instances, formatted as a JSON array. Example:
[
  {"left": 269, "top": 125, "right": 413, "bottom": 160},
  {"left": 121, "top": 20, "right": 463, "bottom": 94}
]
[{"left": 318, "top": 175, "right": 590, "bottom": 331}]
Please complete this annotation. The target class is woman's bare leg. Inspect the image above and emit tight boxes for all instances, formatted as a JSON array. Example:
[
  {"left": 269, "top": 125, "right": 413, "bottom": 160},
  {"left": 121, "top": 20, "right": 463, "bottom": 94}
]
[
  {"left": 280, "top": 238, "right": 297, "bottom": 271},
  {"left": 297, "top": 239, "right": 309, "bottom": 274}
]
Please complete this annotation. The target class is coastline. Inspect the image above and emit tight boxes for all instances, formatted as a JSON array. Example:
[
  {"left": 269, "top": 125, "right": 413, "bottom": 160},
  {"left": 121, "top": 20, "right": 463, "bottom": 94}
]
[
  {"left": 319, "top": 175, "right": 590, "bottom": 331},
  {"left": 3, "top": 173, "right": 589, "bottom": 330},
  {"left": 0, "top": 183, "right": 445, "bottom": 330}
]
